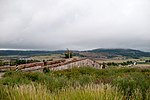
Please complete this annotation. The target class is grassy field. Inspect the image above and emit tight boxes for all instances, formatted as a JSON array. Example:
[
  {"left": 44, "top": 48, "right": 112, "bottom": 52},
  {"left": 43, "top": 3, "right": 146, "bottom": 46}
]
[
  {"left": 96, "top": 58, "right": 139, "bottom": 63},
  {"left": 96, "top": 57, "right": 150, "bottom": 63},
  {"left": 1, "top": 83, "right": 124, "bottom": 100},
  {"left": 31, "top": 54, "right": 64, "bottom": 61},
  {"left": 133, "top": 64, "right": 150, "bottom": 69},
  {"left": 0, "top": 66, "right": 150, "bottom": 100},
  {"left": 96, "top": 58, "right": 150, "bottom": 69}
]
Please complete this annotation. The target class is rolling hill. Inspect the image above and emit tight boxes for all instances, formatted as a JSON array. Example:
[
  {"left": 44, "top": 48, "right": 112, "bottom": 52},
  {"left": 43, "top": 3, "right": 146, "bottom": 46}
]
[
  {"left": 0, "top": 49, "right": 150, "bottom": 59},
  {"left": 79, "top": 48, "right": 150, "bottom": 59},
  {"left": 0, "top": 50, "right": 65, "bottom": 56}
]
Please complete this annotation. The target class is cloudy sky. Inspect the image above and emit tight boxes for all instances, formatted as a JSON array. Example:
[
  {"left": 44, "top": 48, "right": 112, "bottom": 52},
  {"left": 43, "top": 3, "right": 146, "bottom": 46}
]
[{"left": 0, "top": 0, "right": 150, "bottom": 51}]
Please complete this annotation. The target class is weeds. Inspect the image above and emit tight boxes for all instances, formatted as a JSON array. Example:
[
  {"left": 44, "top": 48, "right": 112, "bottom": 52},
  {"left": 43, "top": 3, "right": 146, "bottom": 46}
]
[{"left": 0, "top": 66, "right": 150, "bottom": 99}]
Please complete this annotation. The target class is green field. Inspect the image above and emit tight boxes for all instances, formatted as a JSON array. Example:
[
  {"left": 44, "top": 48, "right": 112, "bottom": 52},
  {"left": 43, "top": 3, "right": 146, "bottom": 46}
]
[
  {"left": 96, "top": 59, "right": 139, "bottom": 63},
  {"left": 0, "top": 66, "right": 150, "bottom": 100},
  {"left": 96, "top": 58, "right": 150, "bottom": 68}
]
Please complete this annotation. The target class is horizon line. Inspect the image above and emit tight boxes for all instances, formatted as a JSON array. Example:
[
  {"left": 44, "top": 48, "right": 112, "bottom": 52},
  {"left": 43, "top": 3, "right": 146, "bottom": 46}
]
[{"left": 0, "top": 48, "right": 148, "bottom": 52}]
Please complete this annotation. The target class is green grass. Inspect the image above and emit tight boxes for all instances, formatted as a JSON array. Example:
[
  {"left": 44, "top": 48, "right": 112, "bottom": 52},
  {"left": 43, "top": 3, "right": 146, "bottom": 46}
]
[{"left": 0, "top": 66, "right": 150, "bottom": 100}]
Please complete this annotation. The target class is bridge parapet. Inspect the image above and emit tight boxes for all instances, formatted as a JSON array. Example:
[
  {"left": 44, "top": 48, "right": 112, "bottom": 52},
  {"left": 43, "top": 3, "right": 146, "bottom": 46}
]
[{"left": 0, "top": 58, "right": 102, "bottom": 72}]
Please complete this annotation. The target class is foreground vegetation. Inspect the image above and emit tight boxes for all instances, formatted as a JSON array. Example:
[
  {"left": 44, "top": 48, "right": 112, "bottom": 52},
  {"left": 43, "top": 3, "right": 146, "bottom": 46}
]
[
  {"left": 0, "top": 83, "right": 124, "bottom": 100},
  {"left": 0, "top": 66, "right": 150, "bottom": 100}
]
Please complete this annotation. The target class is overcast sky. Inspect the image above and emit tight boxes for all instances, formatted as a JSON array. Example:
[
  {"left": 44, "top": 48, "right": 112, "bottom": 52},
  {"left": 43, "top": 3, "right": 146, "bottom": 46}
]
[{"left": 0, "top": 0, "right": 150, "bottom": 51}]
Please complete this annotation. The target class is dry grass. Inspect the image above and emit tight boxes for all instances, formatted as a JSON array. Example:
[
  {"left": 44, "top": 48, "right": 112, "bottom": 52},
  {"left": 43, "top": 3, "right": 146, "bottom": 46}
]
[
  {"left": 1, "top": 83, "right": 124, "bottom": 100},
  {"left": 96, "top": 59, "right": 139, "bottom": 63},
  {"left": 31, "top": 54, "right": 63, "bottom": 61}
]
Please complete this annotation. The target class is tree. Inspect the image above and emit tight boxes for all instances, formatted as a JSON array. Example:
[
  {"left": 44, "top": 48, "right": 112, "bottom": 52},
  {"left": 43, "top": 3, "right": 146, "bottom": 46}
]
[{"left": 65, "top": 48, "right": 73, "bottom": 58}]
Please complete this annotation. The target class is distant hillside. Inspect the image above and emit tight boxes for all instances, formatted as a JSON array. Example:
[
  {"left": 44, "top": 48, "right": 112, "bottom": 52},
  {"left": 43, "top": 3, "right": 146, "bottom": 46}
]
[
  {"left": 79, "top": 49, "right": 150, "bottom": 59},
  {"left": 0, "top": 50, "right": 65, "bottom": 56},
  {"left": 0, "top": 49, "right": 150, "bottom": 59}
]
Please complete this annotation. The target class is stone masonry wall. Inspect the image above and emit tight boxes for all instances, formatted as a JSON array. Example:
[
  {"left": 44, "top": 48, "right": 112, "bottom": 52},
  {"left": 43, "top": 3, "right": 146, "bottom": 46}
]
[
  {"left": 0, "top": 58, "right": 102, "bottom": 72},
  {"left": 48, "top": 59, "right": 102, "bottom": 71}
]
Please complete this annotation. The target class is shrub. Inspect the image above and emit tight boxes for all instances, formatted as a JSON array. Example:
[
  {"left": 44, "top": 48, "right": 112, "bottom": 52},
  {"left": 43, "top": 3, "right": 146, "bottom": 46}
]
[
  {"left": 43, "top": 67, "right": 50, "bottom": 73},
  {"left": 113, "top": 72, "right": 150, "bottom": 99}
]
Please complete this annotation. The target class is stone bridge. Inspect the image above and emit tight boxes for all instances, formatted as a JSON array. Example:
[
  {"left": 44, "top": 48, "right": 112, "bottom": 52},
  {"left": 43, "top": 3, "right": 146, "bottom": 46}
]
[
  {"left": 0, "top": 58, "right": 103, "bottom": 72},
  {"left": 45, "top": 58, "right": 102, "bottom": 71}
]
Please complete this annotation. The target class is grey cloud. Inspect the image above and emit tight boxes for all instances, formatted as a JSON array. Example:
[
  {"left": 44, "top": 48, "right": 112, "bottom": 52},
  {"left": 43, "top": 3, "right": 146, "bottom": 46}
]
[{"left": 0, "top": 0, "right": 150, "bottom": 51}]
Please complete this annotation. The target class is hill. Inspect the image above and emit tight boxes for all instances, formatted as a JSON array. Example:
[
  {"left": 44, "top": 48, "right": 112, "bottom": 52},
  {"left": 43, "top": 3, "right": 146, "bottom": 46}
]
[
  {"left": 79, "top": 48, "right": 150, "bottom": 59},
  {"left": 0, "top": 50, "right": 65, "bottom": 56},
  {"left": 0, "top": 49, "right": 150, "bottom": 59}
]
